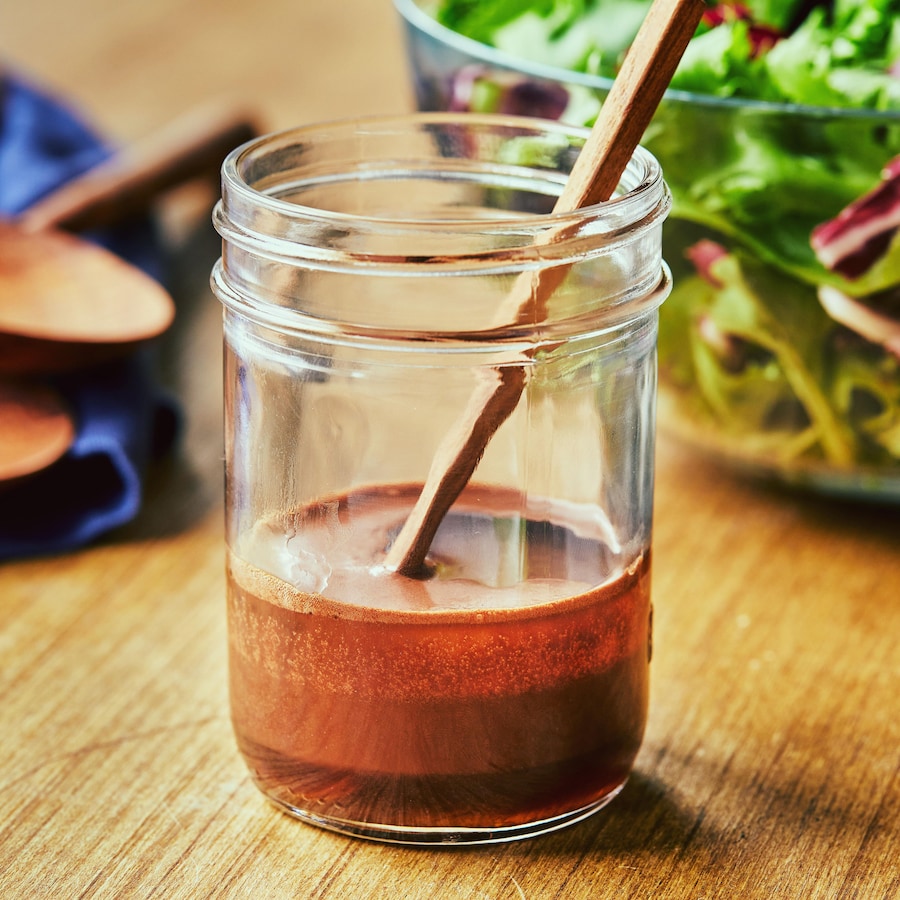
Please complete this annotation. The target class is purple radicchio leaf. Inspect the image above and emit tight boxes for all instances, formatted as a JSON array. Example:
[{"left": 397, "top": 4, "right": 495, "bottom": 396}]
[
  {"left": 496, "top": 79, "right": 569, "bottom": 120},
  {"left": 702, "top": 3, "right": 782, "bottom": 58},
  {"left": 685, "top": 240, "right": 753, "bottom": 371},
  {"left": 811, "top": 155, "right": 900, "bottom": 279},
  {"left": 446, "top": 65, "right": 569, "bottom": 120},
  {"left": 686, "top": 239, "right": 729, "bottom": 286},
  {"left": 447, "top": 65, "right": 487, "bottom": 112},
  {"left": 818, "top": 284, "right": 900, "bottom": 359}
]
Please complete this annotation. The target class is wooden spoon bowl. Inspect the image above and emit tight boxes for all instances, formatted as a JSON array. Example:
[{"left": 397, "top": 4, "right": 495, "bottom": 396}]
[
  {"left": 0, "top": 102, "right": 258, "bottom": 375},
  {"left": 0, "top": 221, "right": 175, "bottom": 374},
  {"left": 0, "top": 379, "right": 75, "bottom": 484}
]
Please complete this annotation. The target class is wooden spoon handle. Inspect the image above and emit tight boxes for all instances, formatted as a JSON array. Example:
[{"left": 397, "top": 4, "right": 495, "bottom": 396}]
[
  {"left": 18, "top": 101, "right": 259, "bottom": 233},
  {"left": 385, "top": 0, "right": 705, "bottom": 576}
]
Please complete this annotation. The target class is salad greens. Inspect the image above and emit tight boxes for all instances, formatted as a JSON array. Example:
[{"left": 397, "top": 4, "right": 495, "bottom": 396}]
[
  {"left": 420, "top": 0, "right": 900, "bottom": 487},
  {"left": 435, "top": 0, "right": 900, "bottom": 109}
]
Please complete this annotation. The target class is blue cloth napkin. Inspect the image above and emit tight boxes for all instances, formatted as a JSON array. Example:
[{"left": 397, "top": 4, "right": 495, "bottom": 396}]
[{"left": 0, "top": 74, "right": 179, "bottom": 559}]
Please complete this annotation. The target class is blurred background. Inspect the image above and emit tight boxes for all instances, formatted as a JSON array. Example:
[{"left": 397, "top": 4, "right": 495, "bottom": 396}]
[{"left": 2, "top": 0, "right": 410, "bottom": 141}]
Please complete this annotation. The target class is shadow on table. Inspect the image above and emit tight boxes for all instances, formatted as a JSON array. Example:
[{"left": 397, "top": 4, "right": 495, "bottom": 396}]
[
  {"left": 673, "top": 445, "right": 900, "bottom": 554},
  {"left": 526, "top": 772, "right": 711, "bottom": 859},
  {"left": 417, "top": 772, "right": 709, "bottom": 861},
  {"left": 578, "top": 772, "right": 705, "bottom": 854}
]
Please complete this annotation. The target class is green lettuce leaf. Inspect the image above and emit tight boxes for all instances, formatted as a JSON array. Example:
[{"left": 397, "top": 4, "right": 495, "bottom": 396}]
[
  {"left": 659, "top": 246, "right": 860, "bottom": 466},
  {"left": 436, "top": 0, "right": 900, "bottom": 109},
  {"left": 642, "top": 96, "right": 900, "bottom": 297}
]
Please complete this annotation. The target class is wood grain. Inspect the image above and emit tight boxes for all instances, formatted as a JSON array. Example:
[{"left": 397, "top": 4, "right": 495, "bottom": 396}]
[{"left": 1, "top": 2, "right": 898, "bottom": 898}]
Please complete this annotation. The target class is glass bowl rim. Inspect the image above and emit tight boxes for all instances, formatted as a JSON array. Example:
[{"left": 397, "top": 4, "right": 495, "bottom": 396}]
[{"left": 395, "top": 0, "right": 900, "bottom": 122}]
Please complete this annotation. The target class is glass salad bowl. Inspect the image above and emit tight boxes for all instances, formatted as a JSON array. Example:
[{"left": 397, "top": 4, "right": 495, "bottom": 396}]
[{"left": 394, "top": 0, "right": 900, "bottom": 501}]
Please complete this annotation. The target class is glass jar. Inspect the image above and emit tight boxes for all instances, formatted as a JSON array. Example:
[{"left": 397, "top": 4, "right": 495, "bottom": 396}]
[{"left": 212, "top": 113, "right": 670, "bottom": 844}]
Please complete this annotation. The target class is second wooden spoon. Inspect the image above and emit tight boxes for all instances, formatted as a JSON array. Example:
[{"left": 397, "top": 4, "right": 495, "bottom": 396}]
[
  {"left": 0, "top": 221, "right": 175, "bottom": 375},
  {"left": 0, "top": 379, "right": 75, "bottom": 484},
  {"left": 0, "top": 102, "right": 257, "bottom": 375}
]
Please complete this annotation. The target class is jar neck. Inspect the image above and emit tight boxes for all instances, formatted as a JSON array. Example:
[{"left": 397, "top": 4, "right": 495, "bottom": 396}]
[{"left": 213, "top": 113, "right": 671, "bottom": 339}]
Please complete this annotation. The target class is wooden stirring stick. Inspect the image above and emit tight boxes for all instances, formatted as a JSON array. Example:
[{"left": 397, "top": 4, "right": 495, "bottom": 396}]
[{"left": 384, "top": 0, "right": 705, "bottom": 577}]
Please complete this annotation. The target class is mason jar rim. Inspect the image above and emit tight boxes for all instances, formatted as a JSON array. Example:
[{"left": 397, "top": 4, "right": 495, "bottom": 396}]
[
  {"left": 212, "top": 112, "right": 671, "bottom": 345},
  {"left": 215, "top": 111, "right": 668, "bottom": 263}
]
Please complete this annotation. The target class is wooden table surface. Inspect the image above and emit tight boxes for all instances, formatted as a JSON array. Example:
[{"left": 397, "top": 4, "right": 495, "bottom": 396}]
[{"left": 1, "top": 2, "right": 898, "bottom": 898}]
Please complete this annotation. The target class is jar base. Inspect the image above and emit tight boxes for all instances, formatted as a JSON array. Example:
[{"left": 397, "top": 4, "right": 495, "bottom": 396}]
[{"left": 264, "top": 781, "right": 628, "bottom": 846}]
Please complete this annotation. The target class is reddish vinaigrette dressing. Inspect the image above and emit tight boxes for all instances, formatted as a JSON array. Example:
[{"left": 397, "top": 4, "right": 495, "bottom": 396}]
[{"left": 227, "top": 483, "right": 651, "bottom": 833}]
